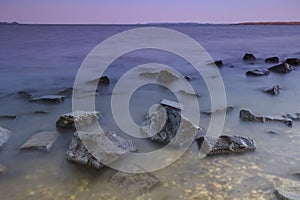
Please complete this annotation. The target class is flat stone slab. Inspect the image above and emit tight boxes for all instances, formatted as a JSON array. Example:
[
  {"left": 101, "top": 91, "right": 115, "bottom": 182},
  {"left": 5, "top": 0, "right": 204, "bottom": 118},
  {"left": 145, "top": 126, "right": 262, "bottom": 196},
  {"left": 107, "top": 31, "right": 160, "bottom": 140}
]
[
  {"left": 66, "top": 131, "right": 137, "bottom": 169},
  {"left": 30, "top": 95, "right": 65, "bottom": 104},
  {"left": 275, "top": 187, "right": 300, "bottom": 200},
  {"left": 110, "top": 171, "right": 159, "bottom": 195},
  {"left": 56, "top": 111, "right": 100, "bottom": 129},
  {"left": 0, "top": 127, "right": 11, "bottom": 150},
  {"left": 20, "top": 131, "right": 58, "bottom": 152},
  {"left": 198, "top": 135, "right": 256, "bottom": 155}
]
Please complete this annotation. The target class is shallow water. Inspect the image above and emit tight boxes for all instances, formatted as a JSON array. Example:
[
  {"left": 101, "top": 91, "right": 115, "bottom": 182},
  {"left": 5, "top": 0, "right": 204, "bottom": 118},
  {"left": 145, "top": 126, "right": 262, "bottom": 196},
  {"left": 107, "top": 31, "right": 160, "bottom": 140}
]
[{"left": 0, "top": 24, "right": 300, "bottom": 199}]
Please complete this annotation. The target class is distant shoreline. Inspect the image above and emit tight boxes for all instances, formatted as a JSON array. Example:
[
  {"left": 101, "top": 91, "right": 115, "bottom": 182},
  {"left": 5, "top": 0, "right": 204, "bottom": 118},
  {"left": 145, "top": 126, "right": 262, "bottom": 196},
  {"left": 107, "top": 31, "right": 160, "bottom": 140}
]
[{"left": 1, "top": 21, "right": 300, "bottom": 26}]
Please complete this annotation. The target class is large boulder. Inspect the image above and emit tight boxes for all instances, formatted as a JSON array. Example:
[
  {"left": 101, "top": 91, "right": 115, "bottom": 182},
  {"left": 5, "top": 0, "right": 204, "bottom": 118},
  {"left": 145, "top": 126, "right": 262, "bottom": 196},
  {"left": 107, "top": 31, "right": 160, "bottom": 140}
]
[
  {"left": 265, "top": 56, "right": 279, "bottom": 64},
  {"left": 66, "top": 131, "right": 137, "bottom": 169},
  {"left": 20, "top": 131, "right": 58, "bottom": 152},
  {"left": 141, "top": 105, "right": 203, "bottom": 146},
  {"left": 246, "top": 69, "right": 270, "bottom": 76},
  {"left": 56, "top": 111, "right": 100, "bottom": 129},
  {"left": 285, "top": 58, "right": 300, "bottom": 66},
  {"left": 243, "top": 53, "right": 256, "bottom": 61},
  {"left": 240, "top": 109, "right": 293, "bottom": 127},
  {"left": 268, "top": 63, "right": 293, "bottom": 73},
  {"left": 198, "top": 135, "right": 256, "bottom": 155},
  {"left": 0, "top": 127, "right": 11, "bottom": 150}
]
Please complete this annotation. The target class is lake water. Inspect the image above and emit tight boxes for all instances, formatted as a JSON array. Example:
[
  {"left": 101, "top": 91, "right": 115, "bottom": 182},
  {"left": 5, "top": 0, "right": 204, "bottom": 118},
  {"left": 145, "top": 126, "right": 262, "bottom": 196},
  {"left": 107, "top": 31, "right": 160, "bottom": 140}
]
[{"left": 0, "top": 24, "right": 300, "bottom": 199}]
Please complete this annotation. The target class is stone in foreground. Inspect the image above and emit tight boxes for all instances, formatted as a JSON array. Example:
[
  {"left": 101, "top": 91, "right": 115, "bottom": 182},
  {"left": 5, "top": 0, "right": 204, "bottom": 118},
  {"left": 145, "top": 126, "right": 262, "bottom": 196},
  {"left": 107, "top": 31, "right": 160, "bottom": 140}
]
[
  {"left": 30, "top": 95, "right": 65, "bottom": 104},
  {"left": 110, "top": 171, "right": 159, "bottom": 195},
  {"left": 265, "top": 56, "right": 279, "bottom": 64},
  {"left": 285, "top": 58, "right": 300, "bottom": 66},
  {"left": 243, "top": 53, "right": 256, "bottom": 61},
  {"left": 141, "top": 105, "right": 203, "bottom": 146},
  {"left": 275, "top": 187, "right": 300, "bottom": 200},
  {"left": 264, "top": 85, "right": 281, "bottom": 95},
  {"left": 0, "top": 127, "right": 11, "bottom": 150},
  {"left": 20, "top": 131, "right": 57, "bottom": 152},
  {"left": 197, "top": 135, "right": 256, "bottom": 155},
  {"left": 56, "top": 111, "right": 100, "bottom": 129},
  {"left": 246, "top": 69, "right": 270, "bottom": 76},
  {"left": 240, "top": 109, "right": 293, "bottom": 127},
  {"left": 66, "top": 131, "right": 137, "bottom": 169},
  {"left": 268, "top": 63, "right": 293, "bottom": 73}
]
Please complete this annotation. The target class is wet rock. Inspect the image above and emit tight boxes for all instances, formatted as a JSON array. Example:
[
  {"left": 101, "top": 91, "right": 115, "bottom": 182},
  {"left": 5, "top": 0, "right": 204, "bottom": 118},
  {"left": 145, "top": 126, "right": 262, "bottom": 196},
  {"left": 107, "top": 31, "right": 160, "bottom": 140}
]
[
  {"left": 141, "top": 105, "right": 203, "bottom": 146},
  {"left": 18, "top": 91, "right": 33, "bottom": 99},
  {"left": 264, "top": 85, "right": 281, "bottom": 95},
  {"left": 282, "top": 113, "right": 300, "bottom": 121},
  {"left": 240, "top": 109, "right": 293, "bottom": 127},
  {"left": 160, "top": 99, "right": 182, "bottom": 110},
  {"left": 267, "top": 130, "right": 280, "bottom": 135},
  {"left": 20, "top": 131, "right": 58, "bottom": 152},
  {"left": 246, "top": 69, "right": 270, "bottom": 76},
  {"left": 34, "top": 110, "right": 50, "bottom": 114},
  {"left": 56, "top": 111, "right": 100, "bottom": 129},
  {"left": 275, "top": 187, "right": 300, "bottom": 200},
  {"left": 243, "top": 53, "right": 256, "bottom": 61},
  {"left": 285, "top": 58, "right": 300, "bottom": 66},
  {"left": 202, "top": 106, "right": 234, "bottom": 115},
  {"left": 0, "top": 164, "right": 7, "bottom": 175},
  {"left": 268, "top": 63, "right": 293, "bottom": 73},
  {"left": 57, "top": 87, "right": 74, "bottom": 98},
  {"left": 140, "top": 70, "right": 179, "bottom": 83},
  {"left": 198, "top": 135, "right": 256, "bottom": 155},
  {"left": 0, "top": 127, "right": 11, "bottom": 150},
  {"left": 179, "top": 90, "right": 199, "bottom": 97},
  {"left": 211, "top": 60, "right": 224, "bottom": 67},
  {"left": 88, "top": 76, "right": 110, "bottom": 85},
  {"left": 110, "top": 172, "right": 159, "bottom": 194},
  {"left": 265, "top": 56, "right": 279, "bottom": 64},
  {"left": 0, "top": 115, "right": 16, "bottom": 119},
  {"left": 184, "top": 75, "right": 192, "bottom": 81},
  {"left": 30, "top": 95, "right": 65, "bottom": 104},
  {"left": 66, "top": 131, "right": 137, "bottom": 169}
]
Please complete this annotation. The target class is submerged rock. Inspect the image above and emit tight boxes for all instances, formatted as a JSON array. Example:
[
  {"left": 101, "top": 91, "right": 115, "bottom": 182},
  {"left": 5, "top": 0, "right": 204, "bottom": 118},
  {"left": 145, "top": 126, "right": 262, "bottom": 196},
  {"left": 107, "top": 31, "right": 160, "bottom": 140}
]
[
  {"left": 202, "top": 106, "right": 234, "bottom": 115},
  {"left": 17, "top": 91, "right": 33, "bottom": 99},
  {"left": 30, "top": 95, "right": 65, "bottom": 104},
  {"left": 240, "top": 109, "right": 293, "bottom": 127},
  {"left": 140, "top": 69, "right": 179, "bottom": 83},
  {"left": 0, "top": 115, "right": 16, "bottom": 119},
  {"left": 197, "top": 135, "right": 256, "bottom": 155},
  {"left": 0, "top": 127, "right": 11, "bottom": 150},
  {"left": 264, "top": 85, "right": 281, "bottom": 95},
  {"left": 243, "top": 53, "right": 256, "bottom": 61},
  {"left": 246, "top": 69, "right": 270, "bottom": 76},
  {"left": 20, "top": 131, "right": 57, "bottom": 152},
  {"left": 56, "top": 111, "right": 100, "bottom": 129},
  {"left": 141, "top": 105, "right": 203, "bottom": 146},
  {"left": 66, "top": 131, "right": 137, "bottom": 169},
  {"left": 268, "top": 63, "right": 293, "bottom": 73},
  {"left": 265, "top": 56, "right": 279, "bottom": 64},
  {"left": 110, "top": 172, "right": 159, "bottom": 195},
  {"left": 285, "top": 58, "right": 300, "bottom": 66},
  {"left": 275, "top": 187, "right": 300, "bottom": 200}
]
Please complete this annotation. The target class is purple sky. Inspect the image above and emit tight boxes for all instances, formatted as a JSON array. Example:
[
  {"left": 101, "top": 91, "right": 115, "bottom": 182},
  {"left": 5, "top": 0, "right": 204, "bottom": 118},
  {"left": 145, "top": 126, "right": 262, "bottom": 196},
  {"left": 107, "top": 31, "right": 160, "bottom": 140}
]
[{"left": 0, "top": 0, "right": 299, "bottom": 24}]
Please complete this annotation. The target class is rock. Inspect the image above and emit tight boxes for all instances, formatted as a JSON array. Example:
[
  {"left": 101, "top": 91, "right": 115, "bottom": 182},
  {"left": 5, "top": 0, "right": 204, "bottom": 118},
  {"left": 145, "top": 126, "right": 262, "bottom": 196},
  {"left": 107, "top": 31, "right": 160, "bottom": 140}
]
[
  {"left": 184, "top": 75, "right": 192, "bottom": 81},
  {"left": 160, "top": 99, "right": 182, "bottom": 110},
  {"left": 0, "top": 164, "right": 7, "bottom": 175},
  {"left": 202, "top": 106, "right": 234, "bottom": 115},
  {"left": 18, "top": 91, "right": 33, "bottom": 99},
  {"left": 57, "top": 88, "right": 74, "bottom": 98},
  {"left": 246, "top": 69, "right": 270, "bottom": 76},
  {"left": 56, "top": 111, "right": 100, "bottom": 129},
  {"left": 243, "top": 53, "right": 256, "bottom": 61},
  {"left": 265, "top": 56, "right": 279, "bottom": 64},
  {"left": 211, "top": 60, "right": 224, "bottom": 67},
  {"left": 140, "top": 70, "right": 179, "bottom": 83},
  {"left": 240, "top": 109, "right": 293, "bottom": 127},
  {"left": 267, "top": 130, "right": 280, "bottom": 135},
  {"left": 0, "top": 127, "right": 11, "bottom": 150},
  {"left": 264, "top": 85, "right": 281, "bottom": 95},
  {"left": 34, "top": 110, "right": 50, "bottom": 114},
  {"left": 285, "top": 58, "right": 300, "bottom": 66},
  {"left": 268, "top": 63, "right": 293, "bottom": 73},
  {"left": 275, "top": 187, "right": 300, "bottom": 200},
  {"left": 197, "top": 135, "right": 256, "bottom": 155},
  {"left": 179, "top": 90, "right": 199, "bottom": 97},
  {"left": 87, "top": 76, "right": 110, "bottom": 85},
  {"left": 141, "top": 105, "right": 203, "bottom": 146},
  {"left": 282, "top": 113, "right": 300, "bottom": 121},
  {"left": 110, "top": 172, "right": 159, "bottom": 195},
  {"left": 66, "top": 131, "right": 137, "bottom": 169},
  {"left": 19, "top": 131, "right": 58, "bottom": 152},
  {"left": 0, "top": 115, "right": 16, "bottom": 119},
  {"left": 30, "top": 95, "right": 65, "bottom": 104}
]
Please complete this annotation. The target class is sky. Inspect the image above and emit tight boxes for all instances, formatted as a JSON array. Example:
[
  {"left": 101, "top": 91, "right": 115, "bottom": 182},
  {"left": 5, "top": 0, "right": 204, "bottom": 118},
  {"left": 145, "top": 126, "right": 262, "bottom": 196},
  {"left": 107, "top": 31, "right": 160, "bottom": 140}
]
[{"left": 0, "top": 0, "right": 299, "bottom": 24}]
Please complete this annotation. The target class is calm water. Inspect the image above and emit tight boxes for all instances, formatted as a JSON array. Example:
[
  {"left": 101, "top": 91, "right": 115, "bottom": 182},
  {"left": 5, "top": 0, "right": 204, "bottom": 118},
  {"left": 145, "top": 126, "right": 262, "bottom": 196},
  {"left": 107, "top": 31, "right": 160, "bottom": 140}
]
[{"left": 0, "top": 24, "right": 300, "bottom": 199}]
